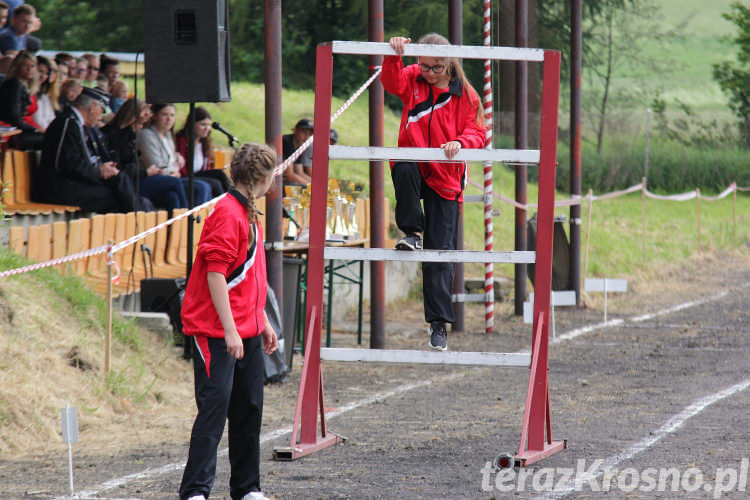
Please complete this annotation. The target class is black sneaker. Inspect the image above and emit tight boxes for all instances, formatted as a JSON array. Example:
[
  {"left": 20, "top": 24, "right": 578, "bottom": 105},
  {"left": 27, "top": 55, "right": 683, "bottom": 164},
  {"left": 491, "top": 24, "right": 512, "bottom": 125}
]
[
  {"left": 396, "top": 234, "right": 422, "bottom": 251},
  {"left": 428, "top": 321, "right": 447, "bottom": 351}
]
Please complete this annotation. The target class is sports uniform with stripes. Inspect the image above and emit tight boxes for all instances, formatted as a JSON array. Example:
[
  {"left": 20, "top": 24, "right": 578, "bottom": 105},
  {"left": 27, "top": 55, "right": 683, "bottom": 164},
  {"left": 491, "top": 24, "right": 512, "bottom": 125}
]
[
  {"left": 382, "top": 55, "right": 486, "bottom": 325},
  {"left": 179, "top": 189, "right": 268, "bottom": 500}
]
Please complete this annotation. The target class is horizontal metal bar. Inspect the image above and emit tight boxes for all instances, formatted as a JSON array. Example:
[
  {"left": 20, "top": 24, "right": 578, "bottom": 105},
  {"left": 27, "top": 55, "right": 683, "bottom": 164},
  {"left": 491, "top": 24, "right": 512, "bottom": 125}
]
[
  {"left": 323, "top": 247, "right": 536, "bottom": 264},
  {"left": 320, "top": 348, "right": 530, "bottom": 367},
  {"left": 329, "top": 145, "right": 540, "bottom": 164},
  {"left": 452, "top": 293, "right": 489, "bottom": 303},
  {"left": 463, "top": 195, "right": 485, "bottom": 203},
  {"left": 330, "top": 41, "right": 546, "bottom": 62}
]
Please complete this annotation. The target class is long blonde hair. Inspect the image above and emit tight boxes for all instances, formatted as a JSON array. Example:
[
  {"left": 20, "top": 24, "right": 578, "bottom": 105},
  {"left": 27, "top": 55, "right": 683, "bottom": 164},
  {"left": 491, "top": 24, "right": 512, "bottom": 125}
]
[
  {"left": 230, "top": 142, "right": 277, "bottom": 244},
  {"left": 417, "top": 33, "right": 482, "bottom": 126},
  {"left": 7, "top": 51, "right": 39, "bottom": 94}
]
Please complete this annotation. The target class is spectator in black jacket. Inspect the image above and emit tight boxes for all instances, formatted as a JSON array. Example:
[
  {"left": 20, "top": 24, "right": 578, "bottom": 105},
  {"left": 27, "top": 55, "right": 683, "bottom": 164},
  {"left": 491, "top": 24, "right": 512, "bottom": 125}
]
[
  {"left": 37, "top": 88, "right": 146, "bottom": 212},
  {"left": 0, "top": 50, "right": 42, "bottom": 149}
]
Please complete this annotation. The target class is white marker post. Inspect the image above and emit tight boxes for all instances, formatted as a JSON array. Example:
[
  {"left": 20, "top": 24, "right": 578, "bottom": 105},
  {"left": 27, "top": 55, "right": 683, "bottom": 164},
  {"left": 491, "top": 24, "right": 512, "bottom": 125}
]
[
  {"left": 523, "top": 291, "right": 577, "bottom": 339},
  {"left": 585, "top": 278, "right": 628, "bottom": 322},
  {"left": 61, "top": 405, "right": 79, "bottom": 496}
]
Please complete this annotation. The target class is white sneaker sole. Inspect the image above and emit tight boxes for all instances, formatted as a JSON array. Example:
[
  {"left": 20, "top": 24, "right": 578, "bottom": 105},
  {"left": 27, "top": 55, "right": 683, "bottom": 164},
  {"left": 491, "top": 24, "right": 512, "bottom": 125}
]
[{"left": 429, "top": 341, "right": 447, "bottom": 351}]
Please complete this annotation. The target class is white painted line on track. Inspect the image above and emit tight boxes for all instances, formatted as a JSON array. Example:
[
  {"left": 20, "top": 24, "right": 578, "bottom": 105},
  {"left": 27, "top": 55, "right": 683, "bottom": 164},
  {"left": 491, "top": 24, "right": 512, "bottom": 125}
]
[
  {"left": 70, "top": 287, "right": 741, "bottom": 497},
  {"left": 630, "top": 290, "right": 729, "bottom": 323},
  {"left": 544, "top": 378, "right": 750, "bottom": 499},
  {"left": 68, "top": 379, "right": 435, "bottom": 498}
]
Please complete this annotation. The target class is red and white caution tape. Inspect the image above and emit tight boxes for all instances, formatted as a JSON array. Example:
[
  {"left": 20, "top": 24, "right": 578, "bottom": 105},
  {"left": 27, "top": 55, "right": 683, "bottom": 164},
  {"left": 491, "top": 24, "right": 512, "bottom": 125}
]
[
  {"left": 469, "top": 180, "right": 743, "bottom": 210},
  {"left": 272, "top": 67, "right": 383, "bottom": 178},
  {"left": 0, "top": 243, "right": 110, "bottom": 279},
  {"left": 0, "top": 195, "right": 225, "bottom": 283}
]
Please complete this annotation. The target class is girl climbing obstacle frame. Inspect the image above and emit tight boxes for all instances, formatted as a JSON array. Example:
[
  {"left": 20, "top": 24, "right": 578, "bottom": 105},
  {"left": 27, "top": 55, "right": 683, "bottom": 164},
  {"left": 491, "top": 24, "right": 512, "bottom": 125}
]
[{"left": 273, "top": 41, "right": 565, "bottom": 467}]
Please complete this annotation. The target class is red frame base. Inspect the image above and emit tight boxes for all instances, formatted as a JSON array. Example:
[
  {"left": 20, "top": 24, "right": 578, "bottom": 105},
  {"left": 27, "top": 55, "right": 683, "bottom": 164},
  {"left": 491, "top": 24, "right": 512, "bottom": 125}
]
[
  {"left": 515, "top": 439, "right": 567, "bottom": 467},
  {"left": 273, "top": 433, "right": 344, "bottom": 461}
]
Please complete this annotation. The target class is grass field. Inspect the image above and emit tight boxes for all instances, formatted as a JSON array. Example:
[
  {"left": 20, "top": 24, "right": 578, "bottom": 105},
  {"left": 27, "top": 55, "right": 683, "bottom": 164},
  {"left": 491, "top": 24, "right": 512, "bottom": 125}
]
[{"left": 589, "top": 0, "right": 738, "bottom": 122}]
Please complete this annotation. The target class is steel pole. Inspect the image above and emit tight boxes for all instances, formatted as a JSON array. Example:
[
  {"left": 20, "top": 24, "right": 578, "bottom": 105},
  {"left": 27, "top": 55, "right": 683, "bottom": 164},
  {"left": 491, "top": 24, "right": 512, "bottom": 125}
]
[
  {"left": 186, "top": 102, "right": 196, "bottom": 279},
  {"left": 449, "top": 0, "right": 465, "bottom": 332},
  {"left": 265, "top": 0, "right": 284, "bottom": 303},
  {"left": 368, "top": 0, "right": 386, "bottom": 349},
  {"left": 514, "top": 0, "right": 528, "bottom": 316},
  {"left": 570, "top": 0, "right": 583, "bottom": 304}
]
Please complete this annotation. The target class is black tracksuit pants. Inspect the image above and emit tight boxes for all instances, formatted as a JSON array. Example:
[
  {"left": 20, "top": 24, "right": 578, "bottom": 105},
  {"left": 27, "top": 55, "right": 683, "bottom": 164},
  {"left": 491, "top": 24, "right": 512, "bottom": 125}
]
[
  {"left": 391, "top": 161, "right": 459, "bottom": 325},
  {"left": 180, "top": 334, "right": 264, "bottom": 500}
]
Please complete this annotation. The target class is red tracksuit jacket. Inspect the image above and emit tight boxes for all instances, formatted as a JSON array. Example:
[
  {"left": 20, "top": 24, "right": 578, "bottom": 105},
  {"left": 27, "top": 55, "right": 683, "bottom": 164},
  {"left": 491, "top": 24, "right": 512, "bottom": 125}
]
[
  {"left": 181, "top": 190, "right": 267, "bottom": 339},
  {"left": 381, "top": 55, "right": 486, "bottom": 201}
]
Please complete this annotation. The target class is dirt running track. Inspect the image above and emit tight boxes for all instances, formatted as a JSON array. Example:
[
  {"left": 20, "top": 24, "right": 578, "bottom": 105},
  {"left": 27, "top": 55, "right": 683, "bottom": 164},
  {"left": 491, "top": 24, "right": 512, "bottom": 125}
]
[{"left": 1, "top": 253, "right": 749, "bottom": 499}]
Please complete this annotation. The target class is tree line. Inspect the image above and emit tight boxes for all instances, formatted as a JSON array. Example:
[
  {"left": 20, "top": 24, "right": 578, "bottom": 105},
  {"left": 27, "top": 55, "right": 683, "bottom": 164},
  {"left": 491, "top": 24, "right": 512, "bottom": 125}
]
[{"left": 32, "top": 1, "right": 748, "bottom": 147}]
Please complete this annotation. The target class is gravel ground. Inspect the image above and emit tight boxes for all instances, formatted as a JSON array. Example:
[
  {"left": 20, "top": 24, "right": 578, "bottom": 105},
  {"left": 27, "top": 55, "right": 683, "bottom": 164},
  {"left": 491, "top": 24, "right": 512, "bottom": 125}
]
[{"left": 1, "top": 252, "right": 748, "bottom": 499}]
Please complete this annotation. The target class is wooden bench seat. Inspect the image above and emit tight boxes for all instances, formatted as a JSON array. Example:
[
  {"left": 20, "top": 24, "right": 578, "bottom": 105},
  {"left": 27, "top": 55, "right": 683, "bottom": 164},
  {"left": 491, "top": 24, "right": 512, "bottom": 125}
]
[{"left": 2, "top": 149, "right": 79, "bottom": 215}]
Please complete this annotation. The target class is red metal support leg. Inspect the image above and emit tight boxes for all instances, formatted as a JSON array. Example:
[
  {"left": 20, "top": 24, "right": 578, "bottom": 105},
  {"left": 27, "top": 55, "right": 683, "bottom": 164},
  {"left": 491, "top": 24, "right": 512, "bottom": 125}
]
[
  {"left": 272, "top": 44, "right": 343, "bottom": 460},
  {"left": 514, "top": 49, "right": 566, "bottom": 467}
]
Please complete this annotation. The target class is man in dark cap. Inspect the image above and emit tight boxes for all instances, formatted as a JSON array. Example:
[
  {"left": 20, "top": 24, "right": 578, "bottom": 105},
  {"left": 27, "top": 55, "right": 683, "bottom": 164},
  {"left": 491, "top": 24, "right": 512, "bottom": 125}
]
[
  {"left": 281, "top": 118, "right": 313, "bottom": 186},
  {"left": 37, "top": 87, "right": 145, "bottom": 212}
]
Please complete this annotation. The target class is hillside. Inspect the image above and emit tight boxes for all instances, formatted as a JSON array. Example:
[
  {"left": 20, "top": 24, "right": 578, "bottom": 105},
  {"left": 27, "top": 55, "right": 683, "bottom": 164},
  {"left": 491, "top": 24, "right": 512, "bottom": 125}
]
[{"left": 0, "top": 251, "right": 194, "bottom": 457}]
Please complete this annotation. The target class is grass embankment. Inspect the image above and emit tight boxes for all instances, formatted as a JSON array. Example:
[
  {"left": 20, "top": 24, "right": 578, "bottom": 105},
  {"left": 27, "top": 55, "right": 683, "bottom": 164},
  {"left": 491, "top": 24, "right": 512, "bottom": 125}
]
[{"left": 0, "top": 251, "right": 193, "bottom": 457}]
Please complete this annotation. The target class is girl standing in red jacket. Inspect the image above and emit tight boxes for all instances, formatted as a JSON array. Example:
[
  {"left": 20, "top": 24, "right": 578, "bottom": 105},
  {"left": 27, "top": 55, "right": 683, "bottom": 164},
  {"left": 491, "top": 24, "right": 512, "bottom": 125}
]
[
  {"left": 384, "top": 33, "right": 486, "bottom": 351},
  {"left": 179, "top": 142, "right": 278, "bottom": 500}
]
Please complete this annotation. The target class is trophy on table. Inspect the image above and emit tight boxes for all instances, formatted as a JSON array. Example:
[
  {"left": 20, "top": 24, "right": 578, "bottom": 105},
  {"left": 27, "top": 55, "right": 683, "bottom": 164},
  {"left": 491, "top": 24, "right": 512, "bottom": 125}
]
[{"left": 283, "top": 185, "right": 302, "bottom": 239}]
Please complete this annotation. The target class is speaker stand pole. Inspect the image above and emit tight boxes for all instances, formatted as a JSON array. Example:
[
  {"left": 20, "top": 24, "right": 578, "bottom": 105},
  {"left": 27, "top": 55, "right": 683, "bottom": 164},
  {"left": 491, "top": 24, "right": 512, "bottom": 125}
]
[{"left": 186, "top": 102, "right": 196, "bottom": 280}]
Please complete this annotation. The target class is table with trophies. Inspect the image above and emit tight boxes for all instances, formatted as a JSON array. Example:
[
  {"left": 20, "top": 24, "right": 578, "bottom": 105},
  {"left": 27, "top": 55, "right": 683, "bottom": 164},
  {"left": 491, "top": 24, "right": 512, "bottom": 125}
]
[{"left": 280, "top": 179, "right": 368, "bottom": 351}]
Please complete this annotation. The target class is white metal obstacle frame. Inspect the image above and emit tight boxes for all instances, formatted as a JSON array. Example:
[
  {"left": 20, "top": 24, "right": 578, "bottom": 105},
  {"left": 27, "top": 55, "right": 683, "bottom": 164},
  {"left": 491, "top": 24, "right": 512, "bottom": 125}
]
[{"left": 273, "top": 41, "right": 565, "bottom": 467}]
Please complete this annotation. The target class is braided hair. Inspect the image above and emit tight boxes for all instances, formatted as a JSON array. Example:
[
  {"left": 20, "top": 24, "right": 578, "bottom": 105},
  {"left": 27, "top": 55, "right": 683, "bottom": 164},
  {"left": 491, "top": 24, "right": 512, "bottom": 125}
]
[{"left": 230, "top": 142, "right": 277, "bottom": 245}]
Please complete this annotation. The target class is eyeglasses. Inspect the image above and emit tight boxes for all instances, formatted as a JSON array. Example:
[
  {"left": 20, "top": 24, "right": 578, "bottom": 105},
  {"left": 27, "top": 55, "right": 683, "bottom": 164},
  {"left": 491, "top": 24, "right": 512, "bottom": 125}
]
[{"left": 419, "top": 63, "right": 446, "bottom": 74}]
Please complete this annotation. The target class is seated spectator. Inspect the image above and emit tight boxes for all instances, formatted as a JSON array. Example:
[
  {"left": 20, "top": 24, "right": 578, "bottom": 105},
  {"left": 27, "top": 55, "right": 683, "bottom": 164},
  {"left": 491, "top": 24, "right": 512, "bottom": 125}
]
[
  {"left": 95, "top": 72, "right": 108, "bottom": 93},
  {"left": 175, "top": 106, "right": 230, "bottom": 197},
  {"left": 54, "top": 60, "right": 68, "bottom": 83},
  {"left": 81, "top": 53, "right": 98, "bottom": 87},
  {"left": 137, "top": 103, "right": 212, "bottom": 206},
  {"left": 282, "top": 118, "right": 313, "bottom": 186},
  {"left": 71, "top": 56, "right": 87, "bottom": 80},
  {"left": 58, "top": 78, "right": 81, "bottom": 112},
  {"left": 102, "top": 98, "right": 188, "bottom": 210},
  {"left": 100, "top": 54, "right": 119, "bottom": 88},
  {"left": 0, "top": 53, "right": 12, "bottom": 80},
  {"left": 0, "top": 4, "right": 34, "bottom": 54},
  {"left": 38, "top": 88, "right": 147, "bottom": 212},
  {"left": 0, "top": 2, "right": 8, "bottom": 30},
  {"left": 30, "top": 54, "right": 57, "bottom": 129},
  {"left": 108, "top": 79, "right": 128, "bottom": 113},
  {"left": 0, "top": 50, "right": 43, "bottom": 149},
  {"left": 54, "top": 52, "right": 74, "bottom": 73}
]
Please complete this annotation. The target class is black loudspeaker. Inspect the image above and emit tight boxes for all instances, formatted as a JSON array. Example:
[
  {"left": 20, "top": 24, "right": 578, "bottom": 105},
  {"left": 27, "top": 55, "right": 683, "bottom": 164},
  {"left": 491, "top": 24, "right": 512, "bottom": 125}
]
[
  {"left": 141, "top": 278, "right": 186, "bottom": 335},
  {"left": 143, "top": 0, "right": 231, "bottom": 103}
]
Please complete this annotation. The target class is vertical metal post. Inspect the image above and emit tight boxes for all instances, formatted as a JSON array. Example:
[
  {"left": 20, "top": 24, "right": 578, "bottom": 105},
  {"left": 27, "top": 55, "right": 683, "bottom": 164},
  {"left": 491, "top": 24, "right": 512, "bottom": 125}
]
[
  {"left": 644, "top": 108, "right": 652, "bottom": 181},
  {"left": 186, "top": 102, "right": 196, "bottom": 278},
  {"left": 514, "top": 0, "right": 528, "bottom": 316},
  {"left": 265, "top": 0, "right": 284, "bottom": 303},
  {"left": 368, "top": 0, "right": 385, "bottom": 349},
  {"left": 449, "top": 0, "right": 465, "bottom": 332},
  {"left": 105, "top": 242, "right": 113, "bottom": 375},
  {"left": 301, "top": 43, "right": 334, "bottom": 445},
  {"left": 570, "top": 0, "right": 583, "bottom": 304},
  {"left": 482, "top": 0, "right": 495, "bottom": 333}
]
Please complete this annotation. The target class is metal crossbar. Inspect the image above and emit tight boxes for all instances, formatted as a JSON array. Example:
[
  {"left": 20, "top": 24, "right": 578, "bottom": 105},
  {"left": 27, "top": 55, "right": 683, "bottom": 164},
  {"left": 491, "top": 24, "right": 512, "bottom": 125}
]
[
  {"left": 328, "top": 145, "right": 540, "bottom": 164},
  {"left": 320, "top": 348, "right": 531, "bottom": 367},
  {"left": 323, "top": 247, "right": 535, "bottom": 264},
  {"left": 330, "top": 41, "right": 545, "bottom": 62}
]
